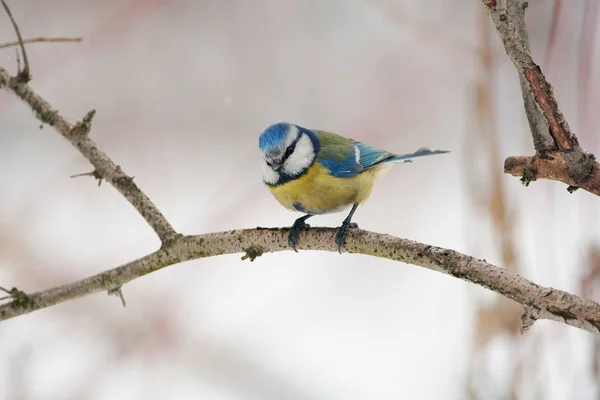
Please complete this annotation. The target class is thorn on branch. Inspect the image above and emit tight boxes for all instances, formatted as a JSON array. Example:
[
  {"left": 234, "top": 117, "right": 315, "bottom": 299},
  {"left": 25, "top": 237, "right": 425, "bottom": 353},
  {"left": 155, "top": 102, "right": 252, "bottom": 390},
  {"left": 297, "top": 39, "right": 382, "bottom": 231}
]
[
  {"left": 0, "top": 286, "right": 33, "bottom": 309},
  {"left": 107, "top": 285, "right": 126, "bottom": 307},
  {"left": 65, "top": 109, "right": 96, "bottom": 137},
  {"left": 70, "top": 170, "right": 104, "bottom": 186},
  {"left": 242, "top": 245, "right": 265, "bottom": 262}
]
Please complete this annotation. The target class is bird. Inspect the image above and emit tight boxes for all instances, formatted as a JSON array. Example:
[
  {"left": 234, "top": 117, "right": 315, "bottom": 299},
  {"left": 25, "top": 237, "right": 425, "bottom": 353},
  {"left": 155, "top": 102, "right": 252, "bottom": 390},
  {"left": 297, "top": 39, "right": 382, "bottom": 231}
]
[{"left": 258, "top": 122, "right": 449, "bottom": 253}]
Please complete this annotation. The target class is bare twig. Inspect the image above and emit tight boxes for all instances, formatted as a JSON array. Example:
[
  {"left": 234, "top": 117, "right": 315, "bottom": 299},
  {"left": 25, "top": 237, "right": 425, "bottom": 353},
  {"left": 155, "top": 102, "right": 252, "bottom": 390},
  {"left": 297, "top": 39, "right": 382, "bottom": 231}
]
[
  {"left": 481, "top": 0, "right": 598, "bottom": 193},
  {"left": 0, "top": 228, "right": 598, "bottom": 334},
  {"left": 107, "top": 286, "right": 126, "bottom": 307},
  {"left": 0, "top": 36, "right": 82, "bottom": 50},
  {"left": 1, "top": 0, "right": 30, "bottom": 82},
  {"left": 0, "top": 69, "right": 178, "bottom": 243},
  {"left": 70, "top": 170, "right": 104, "bottom": 186}
]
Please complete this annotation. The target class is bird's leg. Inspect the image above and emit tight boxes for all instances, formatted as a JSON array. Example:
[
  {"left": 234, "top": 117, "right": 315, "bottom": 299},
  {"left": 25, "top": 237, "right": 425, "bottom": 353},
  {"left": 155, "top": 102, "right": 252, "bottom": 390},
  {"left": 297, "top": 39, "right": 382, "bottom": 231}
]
[
  {"left": 289, "top": 214, "right": 312, "bottom": 252},
  {"left": 334, "top": 204, "right": 359, "bottom": 253}
]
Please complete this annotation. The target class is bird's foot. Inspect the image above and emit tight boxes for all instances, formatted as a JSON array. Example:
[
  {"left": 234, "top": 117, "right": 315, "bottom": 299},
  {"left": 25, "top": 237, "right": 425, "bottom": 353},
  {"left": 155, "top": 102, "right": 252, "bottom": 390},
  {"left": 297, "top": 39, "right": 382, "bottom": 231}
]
[
  {"left": 334, "top": 221, "right": 358, "bottom": 253},
  {"left": 289, "top": 219, "right": 311, "bottom": 252}
]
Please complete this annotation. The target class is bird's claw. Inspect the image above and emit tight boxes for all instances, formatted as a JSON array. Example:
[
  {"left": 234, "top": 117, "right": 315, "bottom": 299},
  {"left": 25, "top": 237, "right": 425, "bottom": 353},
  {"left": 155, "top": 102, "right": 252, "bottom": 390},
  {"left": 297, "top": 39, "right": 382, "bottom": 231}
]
[
  {"left": 334, "top": 221, "right": 358, "bottom": 253},
  {"left": 288, "top": 220, "right": 310, "bottom": 252}
]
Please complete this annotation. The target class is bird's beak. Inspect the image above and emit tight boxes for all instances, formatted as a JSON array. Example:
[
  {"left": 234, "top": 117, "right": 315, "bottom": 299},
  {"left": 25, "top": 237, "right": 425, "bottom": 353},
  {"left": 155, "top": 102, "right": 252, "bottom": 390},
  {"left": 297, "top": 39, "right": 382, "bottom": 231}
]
[{"left": 272, "top": 162, "right": 282, "bottom": 171}]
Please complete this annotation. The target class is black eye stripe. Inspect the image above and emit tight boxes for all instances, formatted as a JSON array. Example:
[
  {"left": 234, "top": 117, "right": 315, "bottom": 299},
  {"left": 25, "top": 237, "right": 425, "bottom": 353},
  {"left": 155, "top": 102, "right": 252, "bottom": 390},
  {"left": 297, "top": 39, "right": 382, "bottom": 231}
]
[{"left": 281, "top": 135, "right": 301, "bottom": 163}]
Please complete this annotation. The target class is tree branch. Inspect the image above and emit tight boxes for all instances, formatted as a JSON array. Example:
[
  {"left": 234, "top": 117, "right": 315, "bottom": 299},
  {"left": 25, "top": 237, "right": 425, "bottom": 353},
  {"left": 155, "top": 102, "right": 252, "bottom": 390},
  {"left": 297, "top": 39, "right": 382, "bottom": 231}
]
[
  {"left": 0, "top": 228, "right": 598, "bottom": 334},
  {"left": 1, "top": 0, "right": 30, "bottom": 82},
  {"left": 481, "top": 0, "right": 598, "bottom": 193},
  {"left": 0, "top": 68, "right": 179, "bottom": 243},
  {"left": 505, "top": 154, "right": 600, "bottom": 194},
  {"left": 0, "top": 36, "right": 82, "bottom": 50}
]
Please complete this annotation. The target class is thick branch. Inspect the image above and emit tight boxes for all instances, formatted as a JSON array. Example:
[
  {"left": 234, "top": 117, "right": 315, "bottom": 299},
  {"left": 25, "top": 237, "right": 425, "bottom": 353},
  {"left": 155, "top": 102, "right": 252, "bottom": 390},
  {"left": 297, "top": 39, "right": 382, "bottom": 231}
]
[
  {"left": 0, "top": 68, "right": 178, "bottom": 243},
  {"left": 0, "top": 228, "right": 599, "bottom": 335},
  {"left": 481, "top": 0, "right": 573, "bottom": 151},
  {"left": 505, "top": 154, "right": 600, "bottom": 195},
  {"left": 481, "top": 0, "right": 596, "bottom": 188}
]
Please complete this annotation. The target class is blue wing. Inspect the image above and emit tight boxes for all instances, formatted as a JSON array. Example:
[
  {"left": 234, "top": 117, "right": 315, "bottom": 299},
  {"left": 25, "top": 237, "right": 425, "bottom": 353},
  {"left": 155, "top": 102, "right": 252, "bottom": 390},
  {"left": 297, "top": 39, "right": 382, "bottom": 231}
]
[{"left": 314, "top": 130, "right": 448, "bottom": 178}]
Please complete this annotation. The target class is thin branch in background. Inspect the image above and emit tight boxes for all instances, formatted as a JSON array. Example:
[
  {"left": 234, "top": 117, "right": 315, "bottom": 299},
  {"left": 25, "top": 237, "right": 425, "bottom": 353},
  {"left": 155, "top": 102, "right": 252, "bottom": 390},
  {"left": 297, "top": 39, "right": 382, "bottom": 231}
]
[
  {"left": 0, "top": 0, "right": 30, "bottom": 82},
  {"left": 0, "top": 36, "right": 82, "bottom": 50}
]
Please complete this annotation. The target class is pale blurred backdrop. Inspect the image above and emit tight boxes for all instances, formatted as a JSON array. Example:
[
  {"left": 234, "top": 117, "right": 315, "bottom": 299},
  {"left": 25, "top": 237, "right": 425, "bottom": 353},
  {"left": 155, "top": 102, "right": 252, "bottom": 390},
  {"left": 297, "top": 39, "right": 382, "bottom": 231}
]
[{"left": 0, "top": 0, "right": 599, "bottom": 399}]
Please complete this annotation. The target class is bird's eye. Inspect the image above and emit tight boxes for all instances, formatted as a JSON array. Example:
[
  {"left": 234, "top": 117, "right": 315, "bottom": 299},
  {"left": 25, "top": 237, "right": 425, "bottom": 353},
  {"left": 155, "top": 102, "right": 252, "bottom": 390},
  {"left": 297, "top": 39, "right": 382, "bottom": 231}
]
[
  {"left": 266, "top": 161, "right": 273, "bottom": 167},
  {"left": 284, "top": 146, "right": 294, "bottom": 158}
]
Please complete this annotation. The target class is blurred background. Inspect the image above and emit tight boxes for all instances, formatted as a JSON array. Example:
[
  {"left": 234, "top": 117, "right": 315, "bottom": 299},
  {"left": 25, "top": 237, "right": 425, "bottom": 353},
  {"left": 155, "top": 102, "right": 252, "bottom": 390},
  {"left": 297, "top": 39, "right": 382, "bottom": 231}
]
[{"left": 0, "top": 0, "right": 599, "bottom": 398}]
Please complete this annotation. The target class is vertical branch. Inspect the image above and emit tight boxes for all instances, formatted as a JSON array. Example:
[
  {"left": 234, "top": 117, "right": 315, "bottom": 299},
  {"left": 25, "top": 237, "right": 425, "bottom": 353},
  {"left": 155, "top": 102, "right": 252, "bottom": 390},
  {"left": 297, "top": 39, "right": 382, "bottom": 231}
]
[
  {"left": 481, "top": 0, "right": 599, "bottom": 194},
  {"left": 0, "top": 0, "right": 30, "bottom": 82}
]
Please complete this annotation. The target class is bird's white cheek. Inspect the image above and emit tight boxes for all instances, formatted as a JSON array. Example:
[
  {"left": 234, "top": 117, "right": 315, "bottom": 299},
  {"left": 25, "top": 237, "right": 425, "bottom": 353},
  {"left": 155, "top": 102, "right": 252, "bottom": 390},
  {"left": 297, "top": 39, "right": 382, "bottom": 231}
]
[
  {"left": 283, "top": 135, "right": 314, "bottom": 176},
  {"left": 262, "top": 163, "right": 279, "bottom": 184}
]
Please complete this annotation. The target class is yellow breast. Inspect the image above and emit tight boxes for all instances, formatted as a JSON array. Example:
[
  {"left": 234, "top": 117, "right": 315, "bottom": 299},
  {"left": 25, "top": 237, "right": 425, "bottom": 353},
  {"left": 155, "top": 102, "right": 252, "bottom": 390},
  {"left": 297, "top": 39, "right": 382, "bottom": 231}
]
[{"left": 267, "top": 162, "right": 389, "bottom": 214}]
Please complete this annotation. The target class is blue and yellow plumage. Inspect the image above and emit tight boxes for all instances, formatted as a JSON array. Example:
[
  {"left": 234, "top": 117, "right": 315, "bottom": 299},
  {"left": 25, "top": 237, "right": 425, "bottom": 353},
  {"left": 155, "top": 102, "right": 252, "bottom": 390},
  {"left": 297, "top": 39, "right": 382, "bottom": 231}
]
[{"left": 259, "top": 122, "right": 448, "bottom": 252}]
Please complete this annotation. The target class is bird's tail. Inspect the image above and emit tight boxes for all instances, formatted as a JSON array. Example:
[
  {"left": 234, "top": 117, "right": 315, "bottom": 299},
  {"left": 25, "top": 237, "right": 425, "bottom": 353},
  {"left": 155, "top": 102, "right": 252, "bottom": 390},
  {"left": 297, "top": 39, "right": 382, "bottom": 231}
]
[{"left": 387, "top": 147, "right": 449, "bottom": 163}]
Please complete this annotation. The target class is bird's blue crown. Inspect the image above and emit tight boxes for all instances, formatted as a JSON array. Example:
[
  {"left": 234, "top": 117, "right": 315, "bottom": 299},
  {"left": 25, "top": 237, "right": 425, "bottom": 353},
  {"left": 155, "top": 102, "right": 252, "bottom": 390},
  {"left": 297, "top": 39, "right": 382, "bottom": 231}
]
[{"left": 258, "top": 122, "right": 292, "bottom": 153}]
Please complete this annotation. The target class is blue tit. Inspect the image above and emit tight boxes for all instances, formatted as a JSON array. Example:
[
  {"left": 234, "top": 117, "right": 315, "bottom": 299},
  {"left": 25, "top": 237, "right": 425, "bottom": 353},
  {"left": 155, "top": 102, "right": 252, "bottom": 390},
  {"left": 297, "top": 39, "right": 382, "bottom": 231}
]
[{"left": 258, "top": 122, "right": 449, "bottom": 252}]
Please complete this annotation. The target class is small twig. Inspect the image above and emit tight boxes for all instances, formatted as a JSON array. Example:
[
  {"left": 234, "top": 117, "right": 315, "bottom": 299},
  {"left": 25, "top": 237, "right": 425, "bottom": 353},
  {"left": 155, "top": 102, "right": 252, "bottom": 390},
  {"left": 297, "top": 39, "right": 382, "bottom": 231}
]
[
  {"left": 0, "top": 286, "right": 14, "bottom": 300},
  {"left": 0, "top": 37, "right": 82, "bottom": 50},
  {"left": 107, "top": 286, "right": 126, "bottom": 307},
  {"left": 0, "top": 285, "right": 31, "bottom": 307},
  {"left": 1, "top": 0, "right": 30, "bottom": 82},
  {"left": 70, "top": 170, "right": 104, "bottom": 186},
  {"left": 241, "top": 245, "right": 265, "bottom": 262}
]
